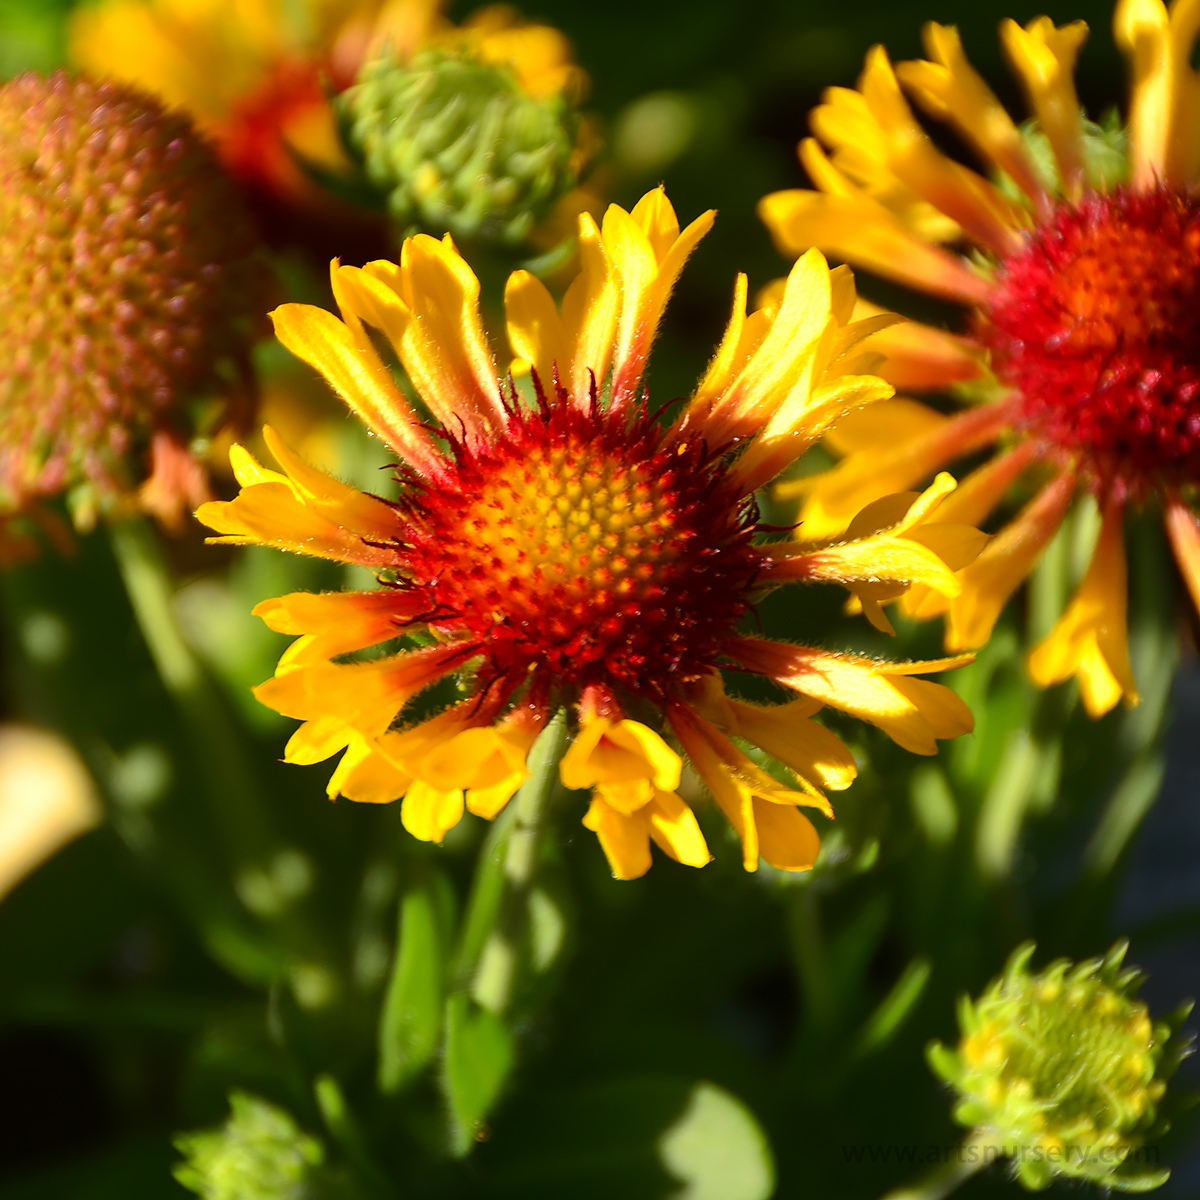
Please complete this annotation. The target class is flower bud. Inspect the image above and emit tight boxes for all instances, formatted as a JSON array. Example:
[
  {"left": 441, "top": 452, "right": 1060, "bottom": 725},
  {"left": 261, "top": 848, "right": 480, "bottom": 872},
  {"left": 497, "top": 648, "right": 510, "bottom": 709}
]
[
  {"left": 173, "top": 1092, "right": 336, "bottom": 1200},
  {"left": 928, "top": 941, "right": 1193, "bottom": 1191},
  {"left": 0, "top": 71, "right": 270, "bottom": 529},
  {"left": 342, "top": 44, "right": 582, "bottom": 246}
]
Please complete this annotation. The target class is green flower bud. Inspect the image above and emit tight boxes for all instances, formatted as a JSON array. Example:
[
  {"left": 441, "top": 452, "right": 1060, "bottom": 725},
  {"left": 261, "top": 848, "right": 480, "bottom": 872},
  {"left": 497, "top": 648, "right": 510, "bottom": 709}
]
[
  {"left": 928, "top": 941, "right": 1193, "bottom": 1192},
  {"left": 341, "top": 46, "right": 581, "bottom": 246},
  {"left": 173, "top": 1092, "right": 336, "bottom": 1200}
]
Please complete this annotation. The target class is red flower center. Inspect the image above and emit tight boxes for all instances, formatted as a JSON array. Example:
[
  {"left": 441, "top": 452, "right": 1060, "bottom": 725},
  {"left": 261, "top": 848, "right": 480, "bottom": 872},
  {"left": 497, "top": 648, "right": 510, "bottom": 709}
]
[
  {"left": 980, "top": 186, "right": 1200, "bottom": 496},
  {"left": 390, "top": 390, "right": 761, "bottom": 701}
]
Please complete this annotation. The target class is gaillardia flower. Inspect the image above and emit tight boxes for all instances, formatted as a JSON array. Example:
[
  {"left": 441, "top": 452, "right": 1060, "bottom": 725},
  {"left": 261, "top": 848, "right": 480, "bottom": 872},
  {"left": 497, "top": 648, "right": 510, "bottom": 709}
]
[
  {"left": 759, "top": 0, "right": 1200, "bottom": 717},
  {"left": 0, "top": 71, "right": 267, "bottom": 530},
  {"left": 198, "top": 188, "right": 980, "bottom": 879}
]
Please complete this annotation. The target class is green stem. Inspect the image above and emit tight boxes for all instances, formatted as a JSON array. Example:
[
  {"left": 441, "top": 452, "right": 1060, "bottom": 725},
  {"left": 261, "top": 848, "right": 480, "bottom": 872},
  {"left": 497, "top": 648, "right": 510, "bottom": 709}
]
[
  {"left": 880, "top": 1129, "right": 997, "bottom": 1200},
  {"left": 109, "top": 518, "right": 274, "bottom": 864},
  {"left": 452, "top": 709, "right": 568, "bottom": 1013}
]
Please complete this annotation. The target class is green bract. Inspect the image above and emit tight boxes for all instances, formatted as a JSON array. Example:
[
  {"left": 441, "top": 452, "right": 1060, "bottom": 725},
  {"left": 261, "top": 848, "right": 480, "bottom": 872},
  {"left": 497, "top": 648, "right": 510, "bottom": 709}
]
[
  {"left": 341, "top": 46, "right": 580, "bottom": 246},
  {"left": 928, "top": 941, "right": 1193, "bottom": 1192}
]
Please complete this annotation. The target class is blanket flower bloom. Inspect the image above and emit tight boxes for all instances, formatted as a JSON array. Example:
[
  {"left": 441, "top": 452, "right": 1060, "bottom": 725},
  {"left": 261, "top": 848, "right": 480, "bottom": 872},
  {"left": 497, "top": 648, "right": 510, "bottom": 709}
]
[
  {"left": 759, "top": 0, "right": 1200, "bottom": 717},
  {"left": 198, "top": 188, "right": 979, "bottom": 879}
]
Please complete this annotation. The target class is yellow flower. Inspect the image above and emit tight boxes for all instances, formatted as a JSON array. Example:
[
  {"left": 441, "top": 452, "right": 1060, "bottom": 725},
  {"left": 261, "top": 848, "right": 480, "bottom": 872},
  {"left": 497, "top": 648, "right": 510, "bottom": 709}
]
[
  {"left": 759, "top": 1, "right": 1200, "bottom": 717},
  {"left": 198, "top": 187, "right": 979, "bottom": 879}
]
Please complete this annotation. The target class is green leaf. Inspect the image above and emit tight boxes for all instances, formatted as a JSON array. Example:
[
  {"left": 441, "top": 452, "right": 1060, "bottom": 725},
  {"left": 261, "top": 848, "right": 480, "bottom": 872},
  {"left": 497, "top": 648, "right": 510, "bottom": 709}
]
[
  {"left": 442, "top": 992, "right": 515, "bottom": 1156},
  {"left": 477, "top": 1075, "right": 775, "bottom": 1199},
  {"left": 657, "top": 1082, "right": 775, "bottom": 1200},
  {"left": 377, "top": 866, "right": 455, "bottom": 1093}
]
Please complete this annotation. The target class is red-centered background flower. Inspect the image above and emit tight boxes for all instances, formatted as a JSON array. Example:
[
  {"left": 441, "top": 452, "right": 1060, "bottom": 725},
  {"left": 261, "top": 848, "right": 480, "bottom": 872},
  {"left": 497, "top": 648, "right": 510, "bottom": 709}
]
[
  {"left": 197, "top": 187, "right": 983, "bottom": 879},
  {"left": 759, "top": 0, "right": 1200, "bottom": 718}
]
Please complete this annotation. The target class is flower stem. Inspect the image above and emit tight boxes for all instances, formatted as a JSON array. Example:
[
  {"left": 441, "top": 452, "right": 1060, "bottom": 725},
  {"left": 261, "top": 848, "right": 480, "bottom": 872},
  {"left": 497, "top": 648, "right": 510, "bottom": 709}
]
[
  {"left": 453, "top": 708, "right": 568, "bottom": 1014},
  {"left": 879, "top": 1129, "right": 998, "bottom": 1200},
  {"left": 108, "top": 517, "right": 274, "bottom": 864}
]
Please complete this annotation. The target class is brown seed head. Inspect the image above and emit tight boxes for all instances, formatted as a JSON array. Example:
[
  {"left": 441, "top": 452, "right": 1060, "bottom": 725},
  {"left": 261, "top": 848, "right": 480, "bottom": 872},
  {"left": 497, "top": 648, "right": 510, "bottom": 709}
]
[{"left": 0, "top": 70, "right": 270, "bottom": 523}]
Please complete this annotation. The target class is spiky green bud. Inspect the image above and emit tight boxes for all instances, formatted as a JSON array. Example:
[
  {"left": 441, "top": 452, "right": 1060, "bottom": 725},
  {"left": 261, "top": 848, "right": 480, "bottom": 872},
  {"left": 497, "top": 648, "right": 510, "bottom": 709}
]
[
  {"left": 173, "top": 1092, "right": 340, "bottom": 1200},
  {"left": 341, "top": 46, "right": 581, "bottom": 246},
  {"left": 928, "top": 941, "right": 1193, "bottom": 1192},
  {"left": 0, "top": 71, "right": 269, "bottom": 525}
]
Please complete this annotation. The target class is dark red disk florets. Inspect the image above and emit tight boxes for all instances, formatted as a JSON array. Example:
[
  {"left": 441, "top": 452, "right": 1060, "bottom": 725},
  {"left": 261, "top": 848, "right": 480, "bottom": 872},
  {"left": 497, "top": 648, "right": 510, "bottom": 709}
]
[
  {"left": 980, "top": 186, "right": 1200, "bottom": 497},
  {"left": 390, "top": 390, "right": 761, "bottom": 701}
]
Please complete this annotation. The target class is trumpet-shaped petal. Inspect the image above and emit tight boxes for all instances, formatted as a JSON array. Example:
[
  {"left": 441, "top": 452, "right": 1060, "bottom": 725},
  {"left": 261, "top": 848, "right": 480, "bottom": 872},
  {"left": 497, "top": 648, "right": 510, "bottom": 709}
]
[
  {"left": 769, "top": 473, "right": 989, "bottom": 633},
  {"left": 1027, "top": 505, "right": 1138, "bottom": 716},
  {"left": 560, "top": 718, "right": 682, "bottom": 814},
  {"left": 603, "top": 188, "right": 715, "bottom": 409},
  {"left": 729, "top": 638, "right": 974, "bottom": 756},
  {"left": 197, "top": 428, "right": 401, "bottom": 564},
  {"left": 582, "top": 789, "right": 711, "bottom": 880},
  {"left": 1001, "top": 17, "right": 1089, "bottom": 197},
  {"left": 1115, "top": 0, "right": 1200, "bottom": 186}
]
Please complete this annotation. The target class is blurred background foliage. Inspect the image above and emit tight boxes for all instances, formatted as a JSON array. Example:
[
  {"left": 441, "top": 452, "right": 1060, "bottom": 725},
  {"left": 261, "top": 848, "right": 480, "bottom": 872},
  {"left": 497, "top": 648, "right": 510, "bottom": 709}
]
[{"left": 2, "top": 0, "right": 1199, "bottom": 1198}]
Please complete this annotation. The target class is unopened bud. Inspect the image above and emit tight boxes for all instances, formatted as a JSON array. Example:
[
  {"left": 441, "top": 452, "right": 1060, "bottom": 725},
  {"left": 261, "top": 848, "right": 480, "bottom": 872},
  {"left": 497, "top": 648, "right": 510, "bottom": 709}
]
[
  {"left": 928, "top": 941, "right": 1192, "bottom": 1191},
  {"left": 342, "top": 45, "right": 581, "bottom": 246}
]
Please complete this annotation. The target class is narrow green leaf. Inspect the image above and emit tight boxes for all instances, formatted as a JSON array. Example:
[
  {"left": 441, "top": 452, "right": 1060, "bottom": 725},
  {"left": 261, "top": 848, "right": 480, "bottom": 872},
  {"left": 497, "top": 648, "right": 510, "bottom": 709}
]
[
  {"left": 377, "top": 867, "right": 454, "bottom": 1093},
  {"left": 442, "top": 992, "right": 515, "bottom": 1156},
  {"left": 852, "top": 957, "right": 932, "bottom": 1060}
]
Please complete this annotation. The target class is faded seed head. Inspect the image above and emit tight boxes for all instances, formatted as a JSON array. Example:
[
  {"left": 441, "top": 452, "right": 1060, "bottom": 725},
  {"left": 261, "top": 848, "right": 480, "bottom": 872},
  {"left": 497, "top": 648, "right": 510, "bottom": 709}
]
[{"left": 0, "top": 71, "right": 270, "bottom": 520}]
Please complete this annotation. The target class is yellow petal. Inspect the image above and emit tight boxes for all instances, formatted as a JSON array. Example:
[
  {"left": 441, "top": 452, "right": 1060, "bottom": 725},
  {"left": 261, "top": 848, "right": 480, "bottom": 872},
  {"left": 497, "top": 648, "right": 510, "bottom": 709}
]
[
  {"left": 858, "top": 46, "right": 1027, "bottom": 255},
  {"left": 559, "top": 213, "right": 620, "bottom": 401},
  {"left": 848, "top": 303, "right": 983, "bottom": 393},
  {"left": 401, "top": 781, "right": 465, "bottom": 843},
  {"left": 725, "top": 698, "right": 858, "bottom": 792},
  {"left": 789, "top": 401, "right": 1014, "bottom": 538},
  {"left": 603, "top": 190, "right": 715, "bottom": 409},
  {"left": 505, "top": 269, "right": 568, "bottom": 388},
  {"left": 1115, "top": 0, "right": 1200, "bottom": 187},
  {"left": 897, "top": 23, "right": 1046, "bottom": 207},
  {"left": 270, "top": 302, "right": 433, "bottom": 470},
  {"left": 391, "top": 234, "right": 505, "bottom": 435},
  {"left": 197, "top": 430, "right": 402, "bottom": 564},
  {"left": 758, "top": 186, "right": 992, "bottom": 306},
  {"left": 1165, "top": 497, "right": 1200, "bottom": 617},
  {"left": 560, "top": 718, "right": 682, "bottom": 814},
  {"left": 253, "top": 590, "right": 421, "bottom": 665},
  {"left": 582, "top": 797, "right": 652, "bottom": 880},
  {"left": 729, "top": 638, "right": 974, "bottom": 756},
  {"left": 753, "top": 800, "right": 821, "bottom": 872},
  {"left": 254, "top": 643, "right": 459, "bottom": 732},
  {"left": 946, "top": 472, "right": 1075, "bottom": 651},
  {"left": 328, "top": 736, "right": 413, "bottom": 804},
  {"left": 1001, "top": 17, "right": 1089, "bottom": 198},
  {"left": 1027, "top": 504, "right": 1138, "bottom": 717},
  {"left": 644, "top": 790, "right": 711, "bottom": 869}
]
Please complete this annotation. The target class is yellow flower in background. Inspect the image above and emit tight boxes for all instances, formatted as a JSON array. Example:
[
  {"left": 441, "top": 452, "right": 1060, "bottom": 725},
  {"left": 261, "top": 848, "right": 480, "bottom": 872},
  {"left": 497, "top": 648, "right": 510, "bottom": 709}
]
[
  {"left": 197, "top": 188, "right": 980, "bottom": 880},
  {"left": 70, "top": 0, "right": 585, "bottom": 215},
  {"left": 759, "top": 0, "right": 1200, "bottom": 717}
]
